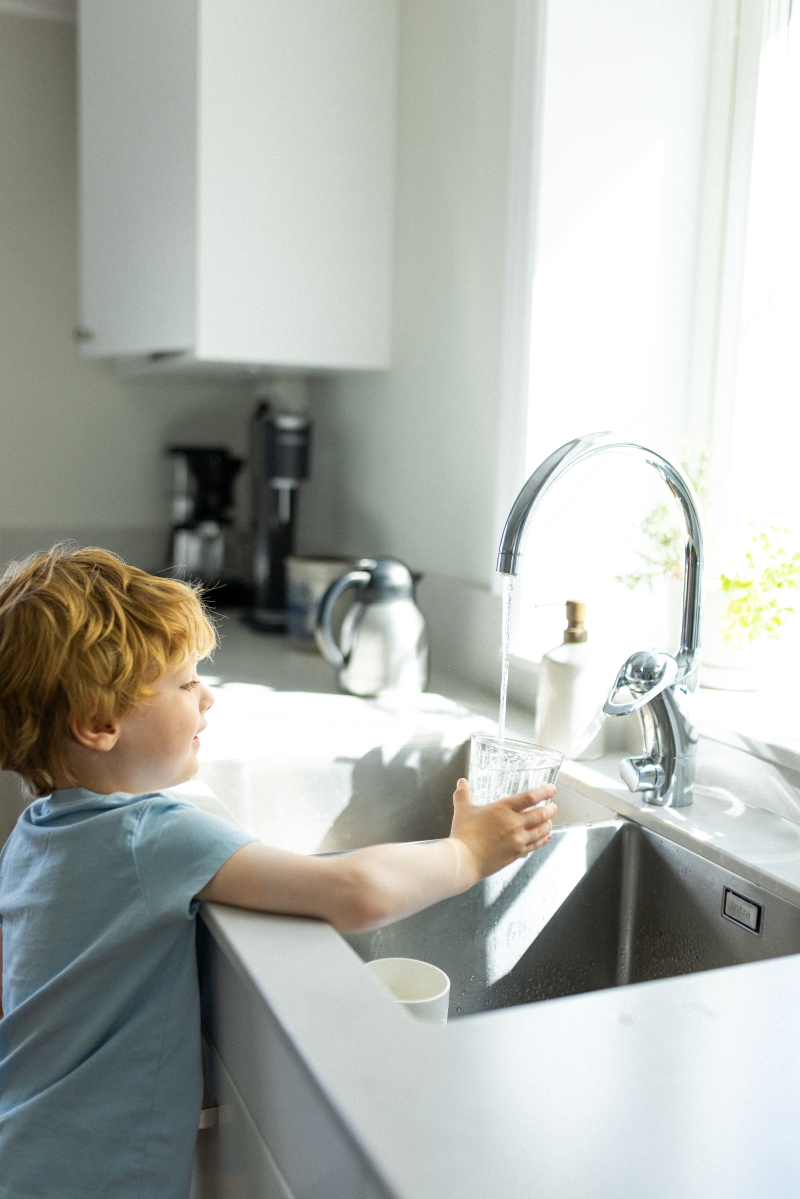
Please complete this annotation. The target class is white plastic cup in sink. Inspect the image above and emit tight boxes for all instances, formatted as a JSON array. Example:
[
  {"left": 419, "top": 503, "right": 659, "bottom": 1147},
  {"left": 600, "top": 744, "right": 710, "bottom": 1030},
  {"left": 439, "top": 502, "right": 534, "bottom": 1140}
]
[{"left": 365, "top": 957, "right": 450, "bottom": 1023}]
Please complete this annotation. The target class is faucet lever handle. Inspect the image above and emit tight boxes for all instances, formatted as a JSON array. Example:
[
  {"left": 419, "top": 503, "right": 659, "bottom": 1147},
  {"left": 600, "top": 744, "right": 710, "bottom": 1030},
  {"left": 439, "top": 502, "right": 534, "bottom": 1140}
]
[{"left": 603, "top": 650, "right": 679, "bottom": 717}]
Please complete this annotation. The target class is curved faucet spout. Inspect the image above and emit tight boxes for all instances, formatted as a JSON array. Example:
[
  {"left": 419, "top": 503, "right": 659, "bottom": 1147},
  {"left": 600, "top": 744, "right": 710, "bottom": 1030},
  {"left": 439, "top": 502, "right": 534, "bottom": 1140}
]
[
  {"left": 496, "top": 431, "right": 704, "bottom": 808},
  {"left": 496, "top": 431, "right": 703, "bottom": 659}
]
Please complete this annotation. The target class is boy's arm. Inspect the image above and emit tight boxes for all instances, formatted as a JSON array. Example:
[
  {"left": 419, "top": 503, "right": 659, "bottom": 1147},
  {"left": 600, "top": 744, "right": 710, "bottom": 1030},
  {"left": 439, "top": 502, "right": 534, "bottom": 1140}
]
[{"left": 196, "top": 779, "right": 557, "bottom": 933}]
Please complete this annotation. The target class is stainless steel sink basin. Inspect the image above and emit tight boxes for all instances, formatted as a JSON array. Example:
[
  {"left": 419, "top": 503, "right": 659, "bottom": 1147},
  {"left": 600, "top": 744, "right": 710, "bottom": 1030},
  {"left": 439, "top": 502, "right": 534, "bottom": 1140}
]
[{"left": 345, "top": 820, "right": 800, "bottom": 1017}]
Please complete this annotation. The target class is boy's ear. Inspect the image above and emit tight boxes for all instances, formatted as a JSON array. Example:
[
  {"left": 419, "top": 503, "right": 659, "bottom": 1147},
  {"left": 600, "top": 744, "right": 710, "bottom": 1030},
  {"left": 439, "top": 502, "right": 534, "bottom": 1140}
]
[{"left": 68, "top": 714, "right": 121, "bottom": 753}]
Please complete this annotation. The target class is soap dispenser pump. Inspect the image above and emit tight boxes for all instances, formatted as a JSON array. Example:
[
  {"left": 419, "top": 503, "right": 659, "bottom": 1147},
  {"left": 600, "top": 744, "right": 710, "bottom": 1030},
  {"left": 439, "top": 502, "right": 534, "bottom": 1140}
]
[{"left": 533, "top": 601, "right": 606, "bottom": 761}]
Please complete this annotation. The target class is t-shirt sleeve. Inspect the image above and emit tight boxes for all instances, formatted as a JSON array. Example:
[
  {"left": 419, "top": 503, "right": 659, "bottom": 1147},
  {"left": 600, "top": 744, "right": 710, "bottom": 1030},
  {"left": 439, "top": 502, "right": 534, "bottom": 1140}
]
[{"left": 133, "top": 796, "right": 257, "bottom": 924}]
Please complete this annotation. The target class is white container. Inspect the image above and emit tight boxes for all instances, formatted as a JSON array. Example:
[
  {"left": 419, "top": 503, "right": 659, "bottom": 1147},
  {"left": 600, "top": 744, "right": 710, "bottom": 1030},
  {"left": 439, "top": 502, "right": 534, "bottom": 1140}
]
[
  {"left": 533, "top": 601, "right": 608, "bottom": 761},
  {"left": 365, "top": 958, "right": 450, "bottom": 1024}
]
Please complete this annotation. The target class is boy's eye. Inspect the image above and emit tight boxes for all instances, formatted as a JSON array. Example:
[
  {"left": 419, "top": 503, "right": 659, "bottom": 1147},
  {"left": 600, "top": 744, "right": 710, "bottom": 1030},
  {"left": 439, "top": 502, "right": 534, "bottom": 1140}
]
[{"left": 181, "top": 679, "right": 200, "bottom": 691}]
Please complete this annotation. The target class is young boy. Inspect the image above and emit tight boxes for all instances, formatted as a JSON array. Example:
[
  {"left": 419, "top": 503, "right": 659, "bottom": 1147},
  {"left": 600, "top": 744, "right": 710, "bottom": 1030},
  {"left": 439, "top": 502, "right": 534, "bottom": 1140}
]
[{"left": 0, "top": 547, "right": 557, "bottom": 1199}]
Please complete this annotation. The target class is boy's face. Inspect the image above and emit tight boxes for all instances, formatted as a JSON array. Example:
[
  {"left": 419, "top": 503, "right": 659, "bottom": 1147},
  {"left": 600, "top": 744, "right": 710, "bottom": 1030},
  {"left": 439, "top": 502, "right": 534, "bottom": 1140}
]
[{"left": 110, "top": 655, "right": 215, "bottom": 792}]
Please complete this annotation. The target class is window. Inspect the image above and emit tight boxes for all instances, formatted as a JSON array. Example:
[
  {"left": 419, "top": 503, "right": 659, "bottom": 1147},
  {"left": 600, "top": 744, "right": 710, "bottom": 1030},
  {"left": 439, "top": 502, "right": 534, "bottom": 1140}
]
[
  {"left": 721, "top": 0, "right": 800, "bottom": 537},
  {"left": 501, "top": 0, "right": 800, "bottom": 690}
]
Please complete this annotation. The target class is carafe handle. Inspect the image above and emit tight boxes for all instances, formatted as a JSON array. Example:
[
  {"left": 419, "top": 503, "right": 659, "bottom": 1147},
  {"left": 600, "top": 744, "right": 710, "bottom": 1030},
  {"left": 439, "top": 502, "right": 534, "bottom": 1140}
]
[{"left": 314, "top": 570, "right": 371, "bottom": 669}]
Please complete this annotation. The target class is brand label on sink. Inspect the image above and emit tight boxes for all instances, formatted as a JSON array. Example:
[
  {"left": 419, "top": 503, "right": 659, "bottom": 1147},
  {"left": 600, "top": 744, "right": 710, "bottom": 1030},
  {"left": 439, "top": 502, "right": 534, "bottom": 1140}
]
[{"left": 723, "top": 887, "right": 762, "bottom": 934}]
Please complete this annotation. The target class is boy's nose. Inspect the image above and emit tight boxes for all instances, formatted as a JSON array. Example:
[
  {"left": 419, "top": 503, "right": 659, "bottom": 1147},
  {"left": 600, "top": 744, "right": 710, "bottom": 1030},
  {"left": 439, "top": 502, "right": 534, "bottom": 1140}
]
[{"left": 200, "top": 683, "right": 215, "bottom": 711}]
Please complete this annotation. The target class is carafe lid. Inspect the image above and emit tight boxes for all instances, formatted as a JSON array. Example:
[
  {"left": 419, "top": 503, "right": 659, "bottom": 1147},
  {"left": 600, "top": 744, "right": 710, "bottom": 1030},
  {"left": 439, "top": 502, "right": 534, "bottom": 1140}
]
[{"left": 354, "top": 558, "right": 421, "bottom": 602}]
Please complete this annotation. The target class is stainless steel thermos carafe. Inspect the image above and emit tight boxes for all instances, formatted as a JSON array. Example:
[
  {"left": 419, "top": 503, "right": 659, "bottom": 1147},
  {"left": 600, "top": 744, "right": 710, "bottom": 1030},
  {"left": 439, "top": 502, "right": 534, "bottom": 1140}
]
[{"left": 315, "top": 558, "right": 428, "bottom": 697}]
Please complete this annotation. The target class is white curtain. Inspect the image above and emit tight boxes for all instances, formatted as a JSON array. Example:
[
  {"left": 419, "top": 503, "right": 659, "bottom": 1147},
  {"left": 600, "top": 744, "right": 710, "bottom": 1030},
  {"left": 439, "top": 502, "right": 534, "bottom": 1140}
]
[{"left": 724, "top": 0, "right": 800, "bottom": 537}]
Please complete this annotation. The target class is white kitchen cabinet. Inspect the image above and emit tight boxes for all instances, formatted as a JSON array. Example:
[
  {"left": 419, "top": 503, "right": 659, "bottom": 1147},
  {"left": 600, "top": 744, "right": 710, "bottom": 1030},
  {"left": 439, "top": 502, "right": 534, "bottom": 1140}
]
[
  {"left": 78, "top": 0, "right": 396, "bottom": 372},
  {"left": 193, "top": 1043, "right": 295, "bottom": 1199}
]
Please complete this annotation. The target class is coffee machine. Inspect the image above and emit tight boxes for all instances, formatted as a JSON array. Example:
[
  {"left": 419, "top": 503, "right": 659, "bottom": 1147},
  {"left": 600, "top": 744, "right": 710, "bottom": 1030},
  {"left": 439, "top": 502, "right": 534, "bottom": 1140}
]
[
  {"left": 167, "top": 447, "right": 243, "bottom": 591},
  {"left": 247, "top": 404, "right": 312, "bottom": 630}
]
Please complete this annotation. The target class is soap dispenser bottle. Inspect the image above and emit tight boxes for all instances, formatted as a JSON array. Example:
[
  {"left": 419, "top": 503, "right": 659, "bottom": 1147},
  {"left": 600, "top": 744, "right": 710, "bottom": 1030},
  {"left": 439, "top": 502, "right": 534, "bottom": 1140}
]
[{"left": 533, "top": 601, "right": 606, "bottom": 761}]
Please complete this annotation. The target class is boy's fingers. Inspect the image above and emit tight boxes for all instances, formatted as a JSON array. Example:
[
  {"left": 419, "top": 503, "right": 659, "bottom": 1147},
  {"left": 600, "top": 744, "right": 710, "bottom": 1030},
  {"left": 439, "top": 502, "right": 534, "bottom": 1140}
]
[
  {"left": 504, "top": 785, "right": 557, "bottom": 812},
  {"left": 453, "top": 777, "right": 471, "bottom": 803},
  {"left": 524, "top": 825, "right": 553, "bottom": 852},
  {"left": 523, "top": 802, "right": 558, "bottom": 828},
  {"left": 529, "top": 832, "right": 553, "bottom": 853},
  {"left": 529, "top": 821, "right": 553, "bottom": 842}
]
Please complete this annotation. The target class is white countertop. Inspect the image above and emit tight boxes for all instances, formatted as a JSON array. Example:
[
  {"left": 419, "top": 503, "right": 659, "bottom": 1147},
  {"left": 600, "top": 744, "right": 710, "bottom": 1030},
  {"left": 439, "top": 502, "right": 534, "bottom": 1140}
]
[
  {"left": 198, "top": 618, "right": 800, "bottom": 1199},
  {"left": 205, "top": 901, "right": 800, "bottom": 1199}
]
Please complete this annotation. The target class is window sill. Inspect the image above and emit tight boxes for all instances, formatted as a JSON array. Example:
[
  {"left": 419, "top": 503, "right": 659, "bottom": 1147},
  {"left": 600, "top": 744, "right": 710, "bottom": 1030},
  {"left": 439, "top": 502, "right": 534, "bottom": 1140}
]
[{"left": 697, "top": 686, "right": 800, "bottom": 774}]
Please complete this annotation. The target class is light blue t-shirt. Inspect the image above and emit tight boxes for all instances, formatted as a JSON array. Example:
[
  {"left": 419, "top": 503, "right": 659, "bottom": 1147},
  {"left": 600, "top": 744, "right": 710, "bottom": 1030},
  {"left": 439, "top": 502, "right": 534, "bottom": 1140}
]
[{"left": 0, "top": 788, "right": 255, "bottom": 1199}]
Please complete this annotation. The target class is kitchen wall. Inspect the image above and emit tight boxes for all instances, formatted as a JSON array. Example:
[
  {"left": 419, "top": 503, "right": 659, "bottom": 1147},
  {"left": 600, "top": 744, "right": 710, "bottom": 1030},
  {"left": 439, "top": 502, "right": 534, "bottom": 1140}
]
[
  {"left": 0, "top": 9, "right": 255, "bottom": 575},
  {"left": 299, "top": 0, "right": 518, "bottom": 693}
]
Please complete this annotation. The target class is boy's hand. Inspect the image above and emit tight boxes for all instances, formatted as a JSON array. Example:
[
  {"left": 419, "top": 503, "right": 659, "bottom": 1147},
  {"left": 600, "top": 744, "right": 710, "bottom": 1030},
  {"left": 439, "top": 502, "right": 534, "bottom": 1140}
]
[{"left": 449, "top": 778, "right": 557, "bottom": 886}]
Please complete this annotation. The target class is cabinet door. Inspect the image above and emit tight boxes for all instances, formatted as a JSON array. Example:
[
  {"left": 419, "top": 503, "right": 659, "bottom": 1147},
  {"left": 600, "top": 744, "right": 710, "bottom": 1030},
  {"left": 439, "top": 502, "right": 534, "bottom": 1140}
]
[
  {"left": 195, "top": 0, "right": 396, "bottom": 370},
  {"left": 78, "top": 0, "right": 396, "bottom": 370},
  {"left": 192, "top": 1043, "right": 295, "bottom": 1199},
  {"left": 78, "top": 0, "right": 198, "bottom": 357}
]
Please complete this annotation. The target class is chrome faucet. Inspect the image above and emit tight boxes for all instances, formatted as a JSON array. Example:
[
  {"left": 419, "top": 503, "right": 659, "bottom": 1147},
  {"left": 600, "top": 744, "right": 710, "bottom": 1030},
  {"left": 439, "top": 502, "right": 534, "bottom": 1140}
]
[{"left": 497, "top": 431, "right": 703, "bottom": 807}]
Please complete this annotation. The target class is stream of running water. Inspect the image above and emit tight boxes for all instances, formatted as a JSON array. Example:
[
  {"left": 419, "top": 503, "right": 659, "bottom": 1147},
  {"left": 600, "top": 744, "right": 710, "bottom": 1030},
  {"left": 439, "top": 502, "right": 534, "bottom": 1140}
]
[{"left": 497, "top": 573, "right": 514, "bottom": 744}]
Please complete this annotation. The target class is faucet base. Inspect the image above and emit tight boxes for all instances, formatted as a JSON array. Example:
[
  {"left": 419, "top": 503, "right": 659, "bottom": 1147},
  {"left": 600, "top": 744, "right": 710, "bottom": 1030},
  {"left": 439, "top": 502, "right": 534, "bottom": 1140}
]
[
  {"left": 619, "top": 753, "right": 695, "bottom": 807},
  {"left": 642, "top": 790, "right": 694, "bottom": 809},
  {"left": 620, "top": 755, "right": 666, "bottom": 794}
]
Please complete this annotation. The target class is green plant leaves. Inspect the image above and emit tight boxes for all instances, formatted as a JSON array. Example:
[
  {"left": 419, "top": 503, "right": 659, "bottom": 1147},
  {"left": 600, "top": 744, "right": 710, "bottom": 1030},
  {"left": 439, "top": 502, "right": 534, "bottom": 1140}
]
[{"left": 719, "top": 525, "right": 800, "bottom": 644}]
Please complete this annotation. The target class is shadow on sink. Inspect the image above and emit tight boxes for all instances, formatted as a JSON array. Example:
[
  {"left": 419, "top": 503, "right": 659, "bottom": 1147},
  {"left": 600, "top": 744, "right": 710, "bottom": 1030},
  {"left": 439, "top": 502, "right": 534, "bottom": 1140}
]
[
  {"left": 315, "top": 740, "right": 466, "bottom": 852},
  {"left": 345, "top": 820, "right": 800, "bottom": 1017},
  {"left": 196, "top": 699, "right": 475, "bottom": 853}
]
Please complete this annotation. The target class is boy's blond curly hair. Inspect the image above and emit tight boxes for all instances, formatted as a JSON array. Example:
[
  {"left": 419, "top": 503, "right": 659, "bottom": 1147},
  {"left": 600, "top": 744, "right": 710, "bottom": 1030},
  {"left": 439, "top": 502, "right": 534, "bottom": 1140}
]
[{"left": 0, "top": 546, "right": 216, "bottom": 797}]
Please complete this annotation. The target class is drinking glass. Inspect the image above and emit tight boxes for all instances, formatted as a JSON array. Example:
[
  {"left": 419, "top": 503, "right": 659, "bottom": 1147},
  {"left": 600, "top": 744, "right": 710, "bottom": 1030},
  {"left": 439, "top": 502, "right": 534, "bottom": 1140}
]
[{"left": 468, "top": 733, "right": 563, "bottom": 806}]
